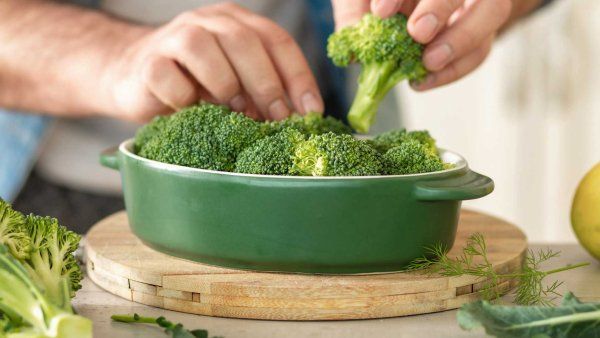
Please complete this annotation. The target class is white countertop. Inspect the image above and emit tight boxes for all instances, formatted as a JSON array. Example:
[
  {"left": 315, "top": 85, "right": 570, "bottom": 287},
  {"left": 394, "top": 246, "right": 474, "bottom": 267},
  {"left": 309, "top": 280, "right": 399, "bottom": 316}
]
[{"left": 73, "top": 244, "right": 600, "bottom": 338}]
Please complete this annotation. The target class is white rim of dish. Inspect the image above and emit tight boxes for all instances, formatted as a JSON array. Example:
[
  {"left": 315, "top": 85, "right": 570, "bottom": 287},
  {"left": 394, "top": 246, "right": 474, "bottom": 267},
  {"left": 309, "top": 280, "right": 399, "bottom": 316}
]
[{"left": 120, "top": 139, "right": 468, "bottom": 180}]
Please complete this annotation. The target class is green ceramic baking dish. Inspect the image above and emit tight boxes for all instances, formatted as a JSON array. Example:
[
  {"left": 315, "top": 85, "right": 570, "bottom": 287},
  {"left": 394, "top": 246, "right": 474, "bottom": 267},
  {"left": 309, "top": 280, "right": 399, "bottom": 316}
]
[{"left": 100, "top": 139, "right": 493, "bottom": 274}]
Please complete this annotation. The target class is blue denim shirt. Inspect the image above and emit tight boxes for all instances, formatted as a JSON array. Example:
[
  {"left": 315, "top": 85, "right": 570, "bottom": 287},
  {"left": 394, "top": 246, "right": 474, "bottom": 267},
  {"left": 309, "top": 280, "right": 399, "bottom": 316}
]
[{"left": 0, "top": 0, "right": 99, "bottom": 202}]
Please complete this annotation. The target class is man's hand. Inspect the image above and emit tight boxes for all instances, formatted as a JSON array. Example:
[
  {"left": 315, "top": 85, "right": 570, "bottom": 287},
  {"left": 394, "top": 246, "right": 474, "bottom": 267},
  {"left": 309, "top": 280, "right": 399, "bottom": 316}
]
[
  {"left": 106, "top": 3, "right": 323, "bottom": 122},
  {"left": 331, "top": 0, "right": 539, "bottom": 91},
  {"left": 0, "top": 1, "right": 323, "bottom": 122}
]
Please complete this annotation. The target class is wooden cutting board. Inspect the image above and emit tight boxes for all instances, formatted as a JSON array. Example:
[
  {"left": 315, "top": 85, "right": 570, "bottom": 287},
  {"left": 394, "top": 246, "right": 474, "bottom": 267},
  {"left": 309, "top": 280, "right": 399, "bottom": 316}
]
[{"left": 85, "top": 209, "right": 527, "bottom": 320}]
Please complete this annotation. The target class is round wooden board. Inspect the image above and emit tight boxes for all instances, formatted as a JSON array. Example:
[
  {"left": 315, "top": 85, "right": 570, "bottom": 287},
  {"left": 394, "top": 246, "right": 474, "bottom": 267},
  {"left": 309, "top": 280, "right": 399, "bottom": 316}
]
[{"left": 85, "top": 210, "right": 527, "bottom": 321}]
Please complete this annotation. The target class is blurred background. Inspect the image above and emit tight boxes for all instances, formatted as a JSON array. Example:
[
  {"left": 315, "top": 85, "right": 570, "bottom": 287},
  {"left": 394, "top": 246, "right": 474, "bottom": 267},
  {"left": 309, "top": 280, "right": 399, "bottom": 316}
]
[{"left": 394, "top": 0, "right": 600, "bottom": 243}]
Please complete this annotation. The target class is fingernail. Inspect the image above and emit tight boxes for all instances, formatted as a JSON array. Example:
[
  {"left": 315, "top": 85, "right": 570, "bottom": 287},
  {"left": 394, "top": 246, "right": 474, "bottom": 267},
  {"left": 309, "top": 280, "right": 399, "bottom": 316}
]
[
  {"left": 229, "top": 95, "right": 247, "bottom": 112},
  {"left": 412, "top": 14, "right": 438, "bottom": 42},
  {"left": 301, "top": 92, "right": 323, "bottom": 114},
  {"left": 268, "top": 99, "right": 290, "bottom": 120},
  {"left": 424, "top": 44, "right": 453, "bottom": 71},
  {"left": 410, "top": 74, "right": 435, "bottom": 91}
]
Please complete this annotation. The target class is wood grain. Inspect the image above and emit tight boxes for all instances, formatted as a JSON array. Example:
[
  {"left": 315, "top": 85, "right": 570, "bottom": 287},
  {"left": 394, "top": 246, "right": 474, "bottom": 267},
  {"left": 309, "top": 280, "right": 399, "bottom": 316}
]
[{"left": 86, "top": 209, "right": 527, "bottom": 320}]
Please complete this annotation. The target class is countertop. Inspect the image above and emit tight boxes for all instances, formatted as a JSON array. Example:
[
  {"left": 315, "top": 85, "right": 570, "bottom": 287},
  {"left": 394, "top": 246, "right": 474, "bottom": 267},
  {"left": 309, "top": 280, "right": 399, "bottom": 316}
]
[{"left": 73, "top": 244, "right": 600, "bottom": 338}]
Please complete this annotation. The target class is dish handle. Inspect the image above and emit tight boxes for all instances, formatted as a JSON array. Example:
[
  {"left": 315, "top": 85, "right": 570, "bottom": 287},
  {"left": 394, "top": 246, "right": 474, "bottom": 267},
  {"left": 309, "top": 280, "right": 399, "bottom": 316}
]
[
  {"left": 413, "top": 170, "right": 494, "bottom": 201},
  {"left": 99, "top": 146, "right": 120, "bottom": 170}
]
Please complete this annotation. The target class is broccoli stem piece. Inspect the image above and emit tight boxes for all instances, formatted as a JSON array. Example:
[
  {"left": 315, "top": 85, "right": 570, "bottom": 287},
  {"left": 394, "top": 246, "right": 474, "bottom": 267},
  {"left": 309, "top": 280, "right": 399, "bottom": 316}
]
[
  {"left": 112, "top": 314, "right": 211, "bottom": 338},
  {"left": 348, "top": 61, "right": 406, "bottom": 133},
  {"left": 111, "top": 314, "right": 157, "bottom": 324}
]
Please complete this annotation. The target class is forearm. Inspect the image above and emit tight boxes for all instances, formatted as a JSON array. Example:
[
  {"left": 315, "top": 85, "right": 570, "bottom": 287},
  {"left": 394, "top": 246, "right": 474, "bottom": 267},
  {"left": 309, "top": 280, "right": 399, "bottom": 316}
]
[{"left": 0, "top": 0, "right": 147, "bottom": 117}]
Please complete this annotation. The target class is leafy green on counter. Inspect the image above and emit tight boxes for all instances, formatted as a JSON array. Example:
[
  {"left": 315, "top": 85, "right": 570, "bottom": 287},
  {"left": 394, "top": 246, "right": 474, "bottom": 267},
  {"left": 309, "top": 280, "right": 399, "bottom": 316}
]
[
  {"left": 458, "top": 292, "right": 600, "bottom": 338},
  {"left": 111, "top": 314, "right": 222, "bottom": 338},
  {"left": 0, "top": 199, "right": 90, "bottom": 338},
  {"left": 406, "top": 233, "right": 589, "bottom": 305}
]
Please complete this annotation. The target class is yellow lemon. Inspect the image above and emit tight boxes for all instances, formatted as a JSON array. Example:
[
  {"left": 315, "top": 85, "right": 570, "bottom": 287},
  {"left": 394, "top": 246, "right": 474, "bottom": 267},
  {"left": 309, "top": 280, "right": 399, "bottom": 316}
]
[{"left": 571, "top": 162, "right": 600, "bottom": 261}]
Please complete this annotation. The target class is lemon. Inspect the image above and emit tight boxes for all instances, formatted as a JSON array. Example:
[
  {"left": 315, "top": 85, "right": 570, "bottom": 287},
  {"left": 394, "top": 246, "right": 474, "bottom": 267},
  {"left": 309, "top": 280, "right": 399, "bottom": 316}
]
[{"left": 571, "top": 162, "right": 600, "bottom": 261}]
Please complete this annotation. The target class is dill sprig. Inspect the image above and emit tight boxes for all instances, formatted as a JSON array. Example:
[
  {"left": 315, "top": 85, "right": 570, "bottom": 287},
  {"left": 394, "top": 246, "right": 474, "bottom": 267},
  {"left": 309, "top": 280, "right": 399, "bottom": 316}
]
[{"left": 405, "top": 233, "right": 589, "bottom": 306}]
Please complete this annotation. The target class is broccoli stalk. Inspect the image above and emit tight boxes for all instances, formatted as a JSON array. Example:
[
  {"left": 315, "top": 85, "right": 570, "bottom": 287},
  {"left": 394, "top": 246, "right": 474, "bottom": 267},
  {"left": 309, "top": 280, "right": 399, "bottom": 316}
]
[
  {"left": 349, "top": 61, "right": 407, "bottom": 133},
  {"left": 327, "top": 14, "right": 426, "bottom": 133},
  {"left": 0, "top": 245, "right": 91, "bottom": 338}
]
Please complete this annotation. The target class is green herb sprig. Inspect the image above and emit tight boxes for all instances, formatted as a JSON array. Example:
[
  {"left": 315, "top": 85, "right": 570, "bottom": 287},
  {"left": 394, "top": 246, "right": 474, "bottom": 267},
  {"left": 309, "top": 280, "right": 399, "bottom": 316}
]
[
  {"left": 406, "top": 233, "right": 589, "bottom": 306},
  {"left": 111, "top": 313, "right": 222, "bottom": 338}
]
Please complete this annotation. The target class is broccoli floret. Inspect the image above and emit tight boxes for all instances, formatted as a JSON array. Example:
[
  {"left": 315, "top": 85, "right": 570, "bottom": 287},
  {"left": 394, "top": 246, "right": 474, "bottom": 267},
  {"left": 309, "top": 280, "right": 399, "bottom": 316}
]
[
  {"left": 327, "top": 14, "right": 426, "bottom": 133},
  {"left": 291, "top": 133, "right": 382, "bottom": 176},
  {"left": 235, "top": 128, "right": 305, "bottom": 175},
  {"left": 0, "top": 201, "right": 31, "bottom": 260},
  {"left": 138, "top": 103, "right": 264, "bottom": 171},
  {"left": 265, "top": 112, "right": 352, "bottom": 136},
  {"left": 23, "top": 215, "right": 82, "bottom": 305},
  {"left": 373, "top": 129, "right": 437, "bottom": 154},
  {"left": 382, "top": 139, "right": 445, "bottom": 175},
  {"left": 0, "top": 199, "right": 82, "bottom": 305},
  {"left": 0, "top": 199, "right": 89, "bottom": 338},
  {"left": 133, "top": 115, "right": 170, "bottom": 153}
]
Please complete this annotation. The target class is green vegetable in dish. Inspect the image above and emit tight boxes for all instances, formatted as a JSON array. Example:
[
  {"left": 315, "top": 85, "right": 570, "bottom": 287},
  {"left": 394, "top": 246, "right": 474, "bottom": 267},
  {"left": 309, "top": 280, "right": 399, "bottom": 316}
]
[
  {"left": 134, "top": 103, "right": 454, "bottom": 176},
  {"left": 264, "top": 112, "right": 353, "bottom": 136},
  {"left": 0, "top": 199, "right": 90, "bottom": 338},
  {"left": 372, "top": 129, "right": 437, "bottom": 154},
  {"left": 382, "top": 139, "right": 445, "bottom": 175},
  {"left": 134, "top": 115, "right": 170, "bottom": 152},
  {"left": 235, "top": 128, "right": 305, "bottom": 175},
  {"left": 112, "top": 313, "right": 220, "bottom": 338},
  {"left": 458, "top": 292, "right": 600, "bottom": 338},
  {"left": 407, "top": 233, "right": 589, "bottom": 306},
  {"left": 138, "top": 103, "right": 264, "bottom": 172},
  {"left": 291, "top": 132, "right": 382, "bottom": 176},
  {"left": 327, "top": 14, "right": 427, "bottom": 133}
]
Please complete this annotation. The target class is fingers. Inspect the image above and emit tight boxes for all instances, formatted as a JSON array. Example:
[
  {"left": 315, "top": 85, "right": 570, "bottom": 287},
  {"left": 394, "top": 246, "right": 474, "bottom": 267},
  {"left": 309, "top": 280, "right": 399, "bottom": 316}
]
[
  {"left": 161, "top": 24, "right": 243, "bottom": 109},
  {"left": 193, "top": 15, "right": 290, "bottom": 120},
  {"left": 216, "top": 7, "right": 323, "bottom": 115},
  {"left": 412, "top": 35, "right": 493, "bottom": 91},
  {"left": 331, "top": 0, "right": 370, "bottom": 30},
  {"left": 136, "top": 3, "right": 323, "bottom": 121},
  {"left": 407, "top": 0, "right": 465, "bottom": 43},
  {"left": 142, "top": 55, "right": 198, "bottom": 111},
  {"left": 422, "top": 0, "right": 511, "bottom": 72}
]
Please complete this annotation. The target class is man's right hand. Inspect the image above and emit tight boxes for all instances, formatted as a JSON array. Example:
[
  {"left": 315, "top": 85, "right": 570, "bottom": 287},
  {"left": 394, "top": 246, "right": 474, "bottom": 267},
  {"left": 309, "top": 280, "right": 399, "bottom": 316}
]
[{"left": 103, "top": 2, "right": 323, "bottom": 122}]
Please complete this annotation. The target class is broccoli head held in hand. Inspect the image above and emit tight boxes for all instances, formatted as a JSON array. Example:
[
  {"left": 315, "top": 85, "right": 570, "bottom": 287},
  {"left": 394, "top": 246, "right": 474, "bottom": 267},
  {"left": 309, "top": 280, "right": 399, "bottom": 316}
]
[{"left": 327, "top": 14, "right": 426, "bottom": 133}]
